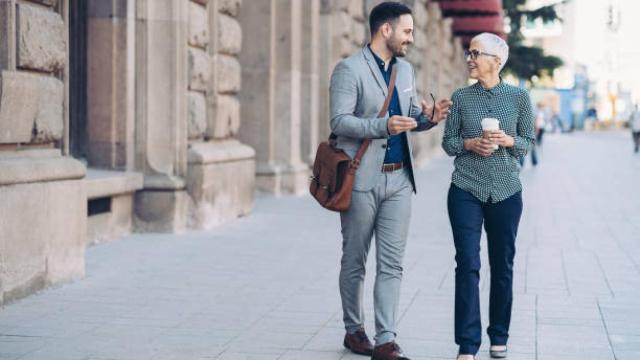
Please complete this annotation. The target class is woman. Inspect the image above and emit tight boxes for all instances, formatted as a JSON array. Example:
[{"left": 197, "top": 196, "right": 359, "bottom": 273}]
[{"left": 442, "top": 33, "right": 535, "bottom": 360}]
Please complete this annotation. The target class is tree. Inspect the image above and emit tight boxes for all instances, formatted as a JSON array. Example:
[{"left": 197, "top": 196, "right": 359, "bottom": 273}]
[{"left": 502, "top": 0, "right": 565, "bottom": 81}]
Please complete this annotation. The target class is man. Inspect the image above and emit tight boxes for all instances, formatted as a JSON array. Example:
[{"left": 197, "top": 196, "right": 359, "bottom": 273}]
[{"left": 330, "top": 2, "right": 452, "bottom": 359}]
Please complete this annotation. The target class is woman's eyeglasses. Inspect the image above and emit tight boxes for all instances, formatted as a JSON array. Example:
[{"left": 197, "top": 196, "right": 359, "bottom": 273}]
[{"left": 464, "top": 49, "right": 499, "bottom": 60}]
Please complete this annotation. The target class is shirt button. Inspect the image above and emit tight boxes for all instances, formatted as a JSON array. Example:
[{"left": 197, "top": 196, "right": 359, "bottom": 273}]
[{"left": 382, "top": 144, "right": 387, "bottom": 149}]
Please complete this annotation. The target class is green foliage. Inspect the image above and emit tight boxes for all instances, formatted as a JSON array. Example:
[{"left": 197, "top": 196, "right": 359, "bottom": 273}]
[
  {"left": 507, "top": 45, "right": 564, "bottom": 80},
  {"left": 502, "top": 0, "right": 566, "bottom": 80}
]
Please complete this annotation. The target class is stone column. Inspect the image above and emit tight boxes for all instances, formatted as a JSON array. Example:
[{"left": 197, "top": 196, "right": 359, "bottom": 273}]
[
  {"left": 452, "top": 37, "right": 468, "bottom": 88},
  {"left": 426, "top": 1, "right": 442, "bottom": 102},
  {"left": 134, "top": 0, "right": 190, "bottom": 232},
  {"left": 85, "top": 0, "right": 136, "bottom": 170},
  {"left": 0, "top": 0, "right": 86, "bottom": 304},
  {"left": 348, "top": 0, "right": 367, "bottom": 53},
  {"left": 317, "top": 0, "right": 368, "bottom": 149},
  {"left": 439, "top": 17, "right": 455, "bottom": 97},
  {"left": 406, "top": 0, "right": 437, "bottom": 166},
  {"left": 238, "top": 0, "right": 308, "bottom": 195},
  {"left": 316, "top": 3, "right": 337, "bottom": 145},
  {"left": 185, "top": 0, "right": 256, "bottom": 229},
  {"left": 300, "top": 0, "right": 320, "bottom": 165}
]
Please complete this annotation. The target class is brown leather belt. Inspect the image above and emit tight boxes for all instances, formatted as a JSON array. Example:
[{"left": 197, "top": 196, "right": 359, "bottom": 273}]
[{"left": 381, "top": 161, "right": 404, "bottom": 172}]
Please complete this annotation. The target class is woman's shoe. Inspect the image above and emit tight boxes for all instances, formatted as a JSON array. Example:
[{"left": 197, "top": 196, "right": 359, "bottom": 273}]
[{"left": 489, "top": 345, "right": 507, "bottom": 358}]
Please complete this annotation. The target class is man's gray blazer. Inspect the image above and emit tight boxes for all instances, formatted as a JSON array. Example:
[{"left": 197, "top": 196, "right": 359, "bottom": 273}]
[{"left": 330, "top": 46, "right": 437, "bottom": 193}]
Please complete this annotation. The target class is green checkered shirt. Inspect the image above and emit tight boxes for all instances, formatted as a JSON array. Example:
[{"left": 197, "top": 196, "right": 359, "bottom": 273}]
[{"left": 442, "top": 80, "right": 535, "bottom": 203}]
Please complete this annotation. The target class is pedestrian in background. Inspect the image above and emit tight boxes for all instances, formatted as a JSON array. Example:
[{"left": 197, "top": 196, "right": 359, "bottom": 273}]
[
  {"left": 520, "top": 102, "right": 546, "bottom": 167},
  {"left": 442, "top": 32, "right": 535, "bottom": 360},
  {"left": 630, "top": 104, "right": 640, "bottom": 153},
  {"left": 531, "top": 102, "right": 548, "bottom": 166},
  {"left": 535, "top": 102, "right": 547, "bottom": 147}
]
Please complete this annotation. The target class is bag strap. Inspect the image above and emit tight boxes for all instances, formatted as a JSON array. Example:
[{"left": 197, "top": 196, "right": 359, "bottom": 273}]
[{"left": 351, "top": 64, "right": 397, "bottom": 164}]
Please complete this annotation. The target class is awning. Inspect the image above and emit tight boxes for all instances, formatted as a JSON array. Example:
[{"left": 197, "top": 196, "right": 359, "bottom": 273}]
[
  {"left": 452, "top": 15, "right": 504, "bottom": 34},
  {"left": 437, "top": 0, "right": 506, "bottom": 47},
  {"left": 438, "top": 0, "right": 502, "bottom": 14}
]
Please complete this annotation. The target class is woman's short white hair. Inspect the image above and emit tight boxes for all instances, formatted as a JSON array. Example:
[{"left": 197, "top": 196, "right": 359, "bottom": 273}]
[{"left": 471, "top": 32, "right": 509, "bottom": 71}]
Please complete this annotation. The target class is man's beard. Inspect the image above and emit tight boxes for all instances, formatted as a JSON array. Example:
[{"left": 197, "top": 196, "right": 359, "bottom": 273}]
[{"left": 387, "top": 36, "right": 409, "bottom": 57}]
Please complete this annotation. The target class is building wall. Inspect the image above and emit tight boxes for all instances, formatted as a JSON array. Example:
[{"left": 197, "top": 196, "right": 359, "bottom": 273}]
[
  {"left": 183, "top": 0, "right": 255, "bottom": 229},
  {"left": 0, "top": 0, "right": 86, "bottom": 305},
  {"left": 0, "top": 0, "right": 467, "bottom": 305}
]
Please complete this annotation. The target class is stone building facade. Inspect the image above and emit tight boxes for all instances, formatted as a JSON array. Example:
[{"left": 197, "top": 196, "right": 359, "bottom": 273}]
[{"left": 0, "top": 0, "right": 467, "bottom": 305}]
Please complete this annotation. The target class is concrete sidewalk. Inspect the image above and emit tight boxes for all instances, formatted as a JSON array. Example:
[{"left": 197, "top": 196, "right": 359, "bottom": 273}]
[{"left": 1, "top": 131, "right": 639, "bottom": 360}]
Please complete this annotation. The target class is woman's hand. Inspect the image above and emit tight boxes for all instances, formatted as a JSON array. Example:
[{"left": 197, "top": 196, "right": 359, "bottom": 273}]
[
  {"left": 464, "top": 137, "right": 496, "bottom": 157},
  {"left": 486, "top": 130, "right": 515, "bottom": 148}
]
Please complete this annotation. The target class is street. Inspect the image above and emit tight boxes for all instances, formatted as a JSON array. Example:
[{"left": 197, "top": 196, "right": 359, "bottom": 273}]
[{"left": 1, "top": 131, "right": 639, "bottom": 360}]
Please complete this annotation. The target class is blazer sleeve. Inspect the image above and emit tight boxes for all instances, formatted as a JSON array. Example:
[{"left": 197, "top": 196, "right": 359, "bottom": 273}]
[{"left": 329, "top": 61, "right": 390, "bottom": 139}]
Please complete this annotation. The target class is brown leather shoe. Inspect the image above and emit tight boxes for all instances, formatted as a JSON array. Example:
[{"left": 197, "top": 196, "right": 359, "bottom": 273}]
[
  {"left": 371, "top": 341, "right": 411, "bottom": 360},
  {"left": 343, "top": 329, "right": 374, "bottom": 356}
]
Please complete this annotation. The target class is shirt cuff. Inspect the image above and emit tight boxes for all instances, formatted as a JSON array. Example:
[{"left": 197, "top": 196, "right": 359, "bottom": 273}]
[
  {"left": 415, "top": 114, "right": 438, "bottom": 131},
  {"left": 382, "top": 115, "right": 391, "bottom": 138},
  {"left": 443, "top": 137, "right": 467, "bottom": 156},
  {"left": 508, "top": 136, "right": 529, "bottom": 158}
]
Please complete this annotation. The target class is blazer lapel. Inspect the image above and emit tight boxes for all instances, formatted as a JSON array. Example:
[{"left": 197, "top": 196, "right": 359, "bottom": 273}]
[
  {"left": 396, "top": 69, "right": 411, "bottom": 116},
  {"left": 362, "top": 47, "right": 388, "bottom": 97}
]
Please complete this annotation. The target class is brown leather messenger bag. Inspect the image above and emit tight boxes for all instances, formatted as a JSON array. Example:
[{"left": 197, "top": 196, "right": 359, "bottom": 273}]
[{"left": 309, "top": 64, "right": 397, "bottom": 212}]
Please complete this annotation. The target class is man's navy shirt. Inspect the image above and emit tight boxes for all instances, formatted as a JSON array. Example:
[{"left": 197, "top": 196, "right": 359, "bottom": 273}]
[{"left": 369, "top": 46, "right": 410, "bottom": 164}]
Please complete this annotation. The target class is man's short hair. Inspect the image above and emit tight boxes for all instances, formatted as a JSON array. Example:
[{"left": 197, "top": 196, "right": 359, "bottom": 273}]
[{"left": 369, "top": 2, "right": 413, "bottom": 36}]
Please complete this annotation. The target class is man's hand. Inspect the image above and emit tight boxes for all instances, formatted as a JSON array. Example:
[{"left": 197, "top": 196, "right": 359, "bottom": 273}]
[
  {"left": 464, "top": 137, "right": 496, "bottom": 157},
  {"left": 486, "top": 130, "right": 515, "bottom": 148},
  {"left": 422, "top": 98, "right": 453, "bottom": 123},
  {"left": 388, "top": 115, "right": 417, "bottom": 135}
]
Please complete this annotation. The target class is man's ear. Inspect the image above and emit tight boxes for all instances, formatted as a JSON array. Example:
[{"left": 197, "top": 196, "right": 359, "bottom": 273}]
[{"left": 381, "top": 22, "right": 392, "bottom": 38}]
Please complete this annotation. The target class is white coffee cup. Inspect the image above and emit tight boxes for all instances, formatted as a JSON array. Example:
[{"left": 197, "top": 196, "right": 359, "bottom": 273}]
[{"left": 481, "top": 118, "right": 500, "bottom": 150}]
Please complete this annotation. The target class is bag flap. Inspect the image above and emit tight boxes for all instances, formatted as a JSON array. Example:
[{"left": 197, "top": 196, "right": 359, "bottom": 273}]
[{"left": 312, "top": 142, "right": 351, "bottom": 193}]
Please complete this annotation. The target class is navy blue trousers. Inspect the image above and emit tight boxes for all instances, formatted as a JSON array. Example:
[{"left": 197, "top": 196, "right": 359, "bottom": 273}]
[{"left": 447, "top": 184, "right": 523, "bottom": 355}]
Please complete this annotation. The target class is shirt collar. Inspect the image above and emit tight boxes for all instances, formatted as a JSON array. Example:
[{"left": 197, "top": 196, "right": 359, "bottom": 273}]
[
  {"left": 473, "top": 77, "right": 506, "bottom": 95},
  {"left": 367, "top": 44, "right": 396, "bottom": 71}
]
